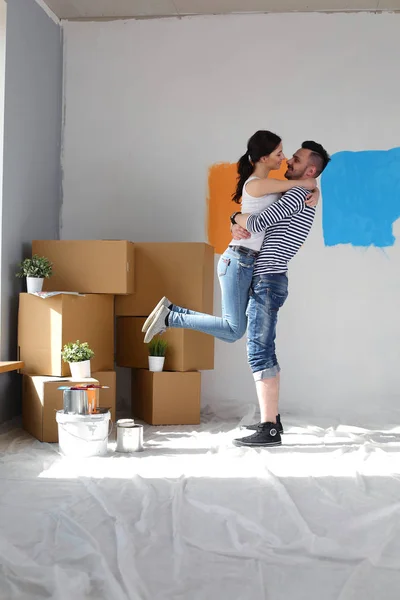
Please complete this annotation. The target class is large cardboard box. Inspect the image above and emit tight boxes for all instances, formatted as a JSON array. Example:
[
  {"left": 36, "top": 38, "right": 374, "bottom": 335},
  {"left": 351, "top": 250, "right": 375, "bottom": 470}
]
[
  {"left": 132, "top": 370, "right": 201, "bottom": 425},
  {"left": 18, "top": 293, "right": 114, "bottom": 376},
  {"left": 92, "top": 370, "right": 116, "bottom": 422},
  {"left": 32, "top": 240, "right": 135, "bottom": 294},
  {"left": 116, "top": 317, "right": 214, "bottom": 371},
  {"left": 22, "top": 375, "right": 99, "bottom": 442},
  {"left": 115, "top": 243, "right": 214, "bottom": 316}
]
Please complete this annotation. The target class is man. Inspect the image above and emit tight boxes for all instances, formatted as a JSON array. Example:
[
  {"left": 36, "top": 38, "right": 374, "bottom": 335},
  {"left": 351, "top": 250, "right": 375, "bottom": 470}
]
[{"left": 231, "top": 141, "right": 330, "bottom": 447}]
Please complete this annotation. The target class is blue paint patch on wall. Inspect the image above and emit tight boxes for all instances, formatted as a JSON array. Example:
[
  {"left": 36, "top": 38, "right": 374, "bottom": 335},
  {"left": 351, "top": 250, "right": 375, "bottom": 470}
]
[{"left": 321, "top": 147, "right": 400, "bottom": 247}]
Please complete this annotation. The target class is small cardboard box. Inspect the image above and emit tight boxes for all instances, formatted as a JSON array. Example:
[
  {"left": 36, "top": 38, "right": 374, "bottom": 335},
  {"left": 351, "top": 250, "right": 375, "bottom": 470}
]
[
  {"left": 116, "top": 317, "right": 214, "bottom": 372},
  {"left": 22, "top": 375, "right": 99, "bottom": 442},
  {"left": 32, "top": 240, "right": 135, "bottom": 294},
  {"left": 132, "top": 370, "right": 201, "bottom": 425},
  {"left": 18, "top": 293, "right": 114, "bottom": 376},
  {"left": 92, "top": 370, "right": 116, "bottom": 422},
  {"left": 115, "top": 242, "right": 214, "bottom": 316}
]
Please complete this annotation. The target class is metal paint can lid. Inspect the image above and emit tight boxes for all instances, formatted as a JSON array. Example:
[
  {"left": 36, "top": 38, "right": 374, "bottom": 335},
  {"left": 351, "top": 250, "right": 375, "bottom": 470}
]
[{"left": 116, "top": 418, "right": 135, "bottom": 428}]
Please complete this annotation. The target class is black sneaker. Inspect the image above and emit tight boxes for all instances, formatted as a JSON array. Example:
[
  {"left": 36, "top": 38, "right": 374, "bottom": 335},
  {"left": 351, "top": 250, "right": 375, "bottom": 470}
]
[
  {"left": 233, "top": 422, "right": 282, "bottom": 447},
  {"left": 245, "top": 414, "right": 283, "bottom": 434}
]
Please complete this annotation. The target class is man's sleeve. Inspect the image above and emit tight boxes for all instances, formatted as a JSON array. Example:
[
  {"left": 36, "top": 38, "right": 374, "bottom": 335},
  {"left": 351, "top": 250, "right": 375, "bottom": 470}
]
[{"left": 246, "top": 187, "right": 307, "bottom": 234}]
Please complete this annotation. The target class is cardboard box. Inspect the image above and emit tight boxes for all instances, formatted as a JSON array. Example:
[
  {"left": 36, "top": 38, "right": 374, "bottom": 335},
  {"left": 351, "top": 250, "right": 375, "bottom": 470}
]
[
  {"left": 18, "top": 293, "right": 114, "bottom": 376},
  {"left": 116, "top": 317, "right": 214, "bottom": 371},
  {"left": 132, "top": 370, "right": 201, "bottom": 425},
  {"left": 92, "top": 370, "right": 116, "bottom": 422},
  {"left": 115, "top": 243, "right": 214, "bottom": 316},
  {"left": 22, "top": 375, "right": 99, "bottom": 442},
  {"left": 32, "top": 240, "right": 135, "bottom": 294}
]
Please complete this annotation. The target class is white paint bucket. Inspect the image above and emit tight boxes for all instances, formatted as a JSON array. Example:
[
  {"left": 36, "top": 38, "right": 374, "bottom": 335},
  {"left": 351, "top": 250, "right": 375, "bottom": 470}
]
[
  {"left": 56, "top": 410, "right": 111, "bottom": 458},
  {"left": 26, "top": 277, "right": 44, "bottom": 293}
]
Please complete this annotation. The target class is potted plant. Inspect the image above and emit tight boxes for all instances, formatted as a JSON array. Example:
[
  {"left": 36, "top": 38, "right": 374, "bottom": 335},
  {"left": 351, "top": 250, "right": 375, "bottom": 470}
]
[
  {"left": 16, "top": 254, "right": 53, "bottom": 293},
  {"left": 148, "top": 337, "right": 167, "bottom": 372},
  {"left": 61, "top": 340, "right": 95, "bottom": 378}
]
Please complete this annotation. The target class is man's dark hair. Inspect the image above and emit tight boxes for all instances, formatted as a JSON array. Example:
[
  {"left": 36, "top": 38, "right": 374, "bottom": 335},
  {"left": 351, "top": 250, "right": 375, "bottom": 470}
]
[{"left": 302, "top": 141, "right": 330, "bottom": 176}]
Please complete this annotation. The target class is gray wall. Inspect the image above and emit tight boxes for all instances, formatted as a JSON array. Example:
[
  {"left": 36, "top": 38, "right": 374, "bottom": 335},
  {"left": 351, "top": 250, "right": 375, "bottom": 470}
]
[{"left": 0, "top": 0, "right": 63, "bottom": 422}]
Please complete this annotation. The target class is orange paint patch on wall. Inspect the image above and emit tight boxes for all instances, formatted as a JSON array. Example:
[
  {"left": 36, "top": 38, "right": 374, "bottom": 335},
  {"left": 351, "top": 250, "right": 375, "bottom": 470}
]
[{"left": 207, "top": 161, "right": 288, "bottom": 254}]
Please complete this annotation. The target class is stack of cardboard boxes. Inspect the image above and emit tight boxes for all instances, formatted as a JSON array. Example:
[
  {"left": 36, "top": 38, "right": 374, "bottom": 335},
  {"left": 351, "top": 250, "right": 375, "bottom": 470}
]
[
  {"left": 20, "top": 240, "right": 215, "bottom": 439},
  {"left": 19, "top": 240, "right": 134, "bottom": 442},
  {"left": 116, "top": 243, "right": 215, "bottom": 425}
]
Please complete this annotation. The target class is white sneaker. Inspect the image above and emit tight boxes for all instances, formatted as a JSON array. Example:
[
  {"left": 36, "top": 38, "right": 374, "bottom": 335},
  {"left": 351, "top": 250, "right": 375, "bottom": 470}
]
[
  {"left": 144, "top": 305, "right": 170, "bottom": 343},
  {"left": 141, "top": 297, "right": 171, "bottom": 333}
]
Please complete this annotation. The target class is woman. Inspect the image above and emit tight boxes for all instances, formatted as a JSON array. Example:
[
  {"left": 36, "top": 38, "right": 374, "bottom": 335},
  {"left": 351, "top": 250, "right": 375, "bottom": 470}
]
[{"left": 143, "top": 130, "right": 318, "bottom": 343}]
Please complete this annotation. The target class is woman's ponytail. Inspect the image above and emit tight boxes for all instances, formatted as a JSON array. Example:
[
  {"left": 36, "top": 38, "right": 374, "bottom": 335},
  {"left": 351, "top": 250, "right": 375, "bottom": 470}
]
[
  {"left": 231, "top": 130, "right": 282, "bottom": 204},
  {"left": 232, "top": 152, "right": 253, "bottom": 204}
]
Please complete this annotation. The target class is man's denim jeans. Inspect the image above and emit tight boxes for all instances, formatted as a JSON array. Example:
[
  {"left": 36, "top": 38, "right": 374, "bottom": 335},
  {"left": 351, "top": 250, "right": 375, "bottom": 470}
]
[
  {"left": 168, "top": 247, "right": 256, "bottom": 342},
  {"left": 246, "top": 273, "right": 289, "bottom": 380}
]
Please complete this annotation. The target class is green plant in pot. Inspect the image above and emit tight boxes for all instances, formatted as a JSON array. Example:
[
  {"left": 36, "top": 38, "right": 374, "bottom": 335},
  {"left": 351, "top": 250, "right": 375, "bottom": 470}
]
[
  {"left": 148, "top": 337, "right": 168, "bottom": 372},
  {"left": 16, "top": 254, "right": 53, "bottom": 294},
  {"left": 62, "top": 340, "right": 95, "bottom": 379}
]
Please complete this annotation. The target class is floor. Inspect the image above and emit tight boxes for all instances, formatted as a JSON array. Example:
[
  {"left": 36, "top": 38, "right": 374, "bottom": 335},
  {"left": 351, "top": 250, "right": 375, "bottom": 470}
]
[{"left": 1, "top": 413, "right": 400, "bottom": 600}]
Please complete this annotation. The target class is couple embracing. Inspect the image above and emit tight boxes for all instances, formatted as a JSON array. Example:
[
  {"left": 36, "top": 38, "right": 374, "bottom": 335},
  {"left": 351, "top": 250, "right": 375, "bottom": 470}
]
[{"left": 143, "top": 130, "right": 330, "bottom": 448}]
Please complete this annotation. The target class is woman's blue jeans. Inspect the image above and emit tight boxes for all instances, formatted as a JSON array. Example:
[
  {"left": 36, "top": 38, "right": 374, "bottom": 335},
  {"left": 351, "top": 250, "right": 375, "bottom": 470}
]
[{"left": 167, "top": 247, "right": 256, "bottom": 343}]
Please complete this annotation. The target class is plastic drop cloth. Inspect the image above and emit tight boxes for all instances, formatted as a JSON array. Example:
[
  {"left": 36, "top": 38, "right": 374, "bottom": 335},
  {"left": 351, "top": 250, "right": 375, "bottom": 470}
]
[{"left": 1, "top": 413, "right": 400, "bottom": 600}]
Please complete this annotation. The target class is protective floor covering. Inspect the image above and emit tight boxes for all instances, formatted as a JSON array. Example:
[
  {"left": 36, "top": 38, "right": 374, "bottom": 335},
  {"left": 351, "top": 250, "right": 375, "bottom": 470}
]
[{"left": 1, "top": 414, "right": 400, "bottom": 600}]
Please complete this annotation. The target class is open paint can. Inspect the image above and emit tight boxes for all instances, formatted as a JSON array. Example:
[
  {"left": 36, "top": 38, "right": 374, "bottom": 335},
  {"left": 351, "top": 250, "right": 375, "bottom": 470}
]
[
  {"left": 116, "top": 419, "right": 143, "bottom": 453},
  {"left": 59, "top": 385, "right": 109, "bottom": 415},
  {"left": 62, "top": 388, "right": 89, "bottom": 415}
]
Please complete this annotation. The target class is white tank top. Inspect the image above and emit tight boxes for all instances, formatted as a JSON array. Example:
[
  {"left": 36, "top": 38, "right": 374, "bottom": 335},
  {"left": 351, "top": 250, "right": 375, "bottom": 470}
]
[{"left": 230, "top": 176, "right": 280, "bottom": 252}]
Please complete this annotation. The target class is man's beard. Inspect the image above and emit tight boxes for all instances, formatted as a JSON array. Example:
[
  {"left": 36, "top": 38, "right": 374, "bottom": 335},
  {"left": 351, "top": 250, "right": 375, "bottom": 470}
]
[{"left": 285, "top": 167, "right": 306, "bottom": 181}]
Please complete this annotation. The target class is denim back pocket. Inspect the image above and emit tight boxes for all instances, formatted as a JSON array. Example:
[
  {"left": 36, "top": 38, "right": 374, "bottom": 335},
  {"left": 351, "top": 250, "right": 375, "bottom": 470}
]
[
  {"left": 217, "top": 256, "right": 231, "bottom": 277},
  {"left": 253, "top": 275, "right": 288, "bottom": 313},
  {"left": 267, "top": 288, "right": 288, "bottom": 312}
]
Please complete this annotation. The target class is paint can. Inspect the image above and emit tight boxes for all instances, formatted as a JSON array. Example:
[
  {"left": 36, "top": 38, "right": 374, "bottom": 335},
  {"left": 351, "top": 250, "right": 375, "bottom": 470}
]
[
  {"left": 56, "top": 410, "right": 112, "bottom": 458},
  {"left": 116, "top": 419, "right": 144, "bottom": 453},
  {"left": 63, "top": 389, "right": 89, "bottom": 415}
]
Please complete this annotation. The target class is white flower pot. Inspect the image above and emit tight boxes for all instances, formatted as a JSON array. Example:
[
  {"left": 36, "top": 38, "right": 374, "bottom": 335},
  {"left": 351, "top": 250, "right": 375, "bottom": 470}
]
[
  {"left": 148, "top": 356, "right": 165, "bottom": 372},
  {"left": 26, "top": 277, "right": 44, "bottom": 293},
  {"left": 69, "top": 360, "right": 91, "bottom": 379}
]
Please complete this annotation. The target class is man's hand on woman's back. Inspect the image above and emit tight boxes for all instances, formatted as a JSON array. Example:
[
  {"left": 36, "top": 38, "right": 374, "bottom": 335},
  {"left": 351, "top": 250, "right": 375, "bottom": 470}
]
[{"left": 231, "top": 223, "right": 251, "bottom": 240}]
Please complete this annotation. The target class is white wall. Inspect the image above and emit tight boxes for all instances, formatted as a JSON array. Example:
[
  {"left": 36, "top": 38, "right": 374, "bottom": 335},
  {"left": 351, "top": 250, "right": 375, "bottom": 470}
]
[{"left": 61, "top": 13, "right": 400, "bottom": 422}]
